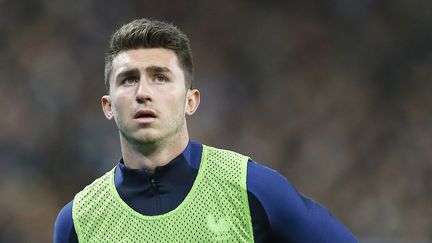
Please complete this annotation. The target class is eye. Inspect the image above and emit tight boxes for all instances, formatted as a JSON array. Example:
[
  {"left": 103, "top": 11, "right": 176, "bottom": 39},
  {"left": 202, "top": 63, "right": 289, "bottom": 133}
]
[
  {"left": 154, "top": 75, "right": 168, "bottom": 83},
  {"left": 122, "top": 77, "right": 138, "bottom": 86}
]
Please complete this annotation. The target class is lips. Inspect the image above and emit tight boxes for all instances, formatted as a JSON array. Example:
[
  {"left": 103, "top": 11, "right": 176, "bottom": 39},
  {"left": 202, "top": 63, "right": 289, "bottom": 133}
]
[
  {"left": 134, "top": 109, "right": 157, "bottom": 119},
  {"left": 133, "top": 109, "right": 157, "bottom": 124}
]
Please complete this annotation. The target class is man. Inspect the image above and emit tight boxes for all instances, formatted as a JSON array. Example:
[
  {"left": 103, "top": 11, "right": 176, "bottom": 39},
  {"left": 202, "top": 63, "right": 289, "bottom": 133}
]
[{"left": 54, "top": 18, "right": 357, "bottom": 242}]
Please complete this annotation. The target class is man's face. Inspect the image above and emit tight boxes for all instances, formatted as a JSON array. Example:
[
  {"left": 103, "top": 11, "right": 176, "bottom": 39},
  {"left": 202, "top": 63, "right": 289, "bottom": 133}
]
[{"left": 102, "top": 48, "right": 199, "bottom": 145}]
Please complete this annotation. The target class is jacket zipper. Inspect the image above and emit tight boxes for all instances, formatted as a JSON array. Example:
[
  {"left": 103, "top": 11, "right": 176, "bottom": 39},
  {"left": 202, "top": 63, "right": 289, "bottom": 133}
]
[{"left": 149, "top": 177, "right": 160, "bottom": 214}]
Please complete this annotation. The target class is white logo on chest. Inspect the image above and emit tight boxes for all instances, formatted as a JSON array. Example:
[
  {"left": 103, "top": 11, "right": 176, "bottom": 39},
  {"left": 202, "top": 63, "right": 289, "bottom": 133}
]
[{"left": 207, "top": 214, "right": 232, "bottom": 240}]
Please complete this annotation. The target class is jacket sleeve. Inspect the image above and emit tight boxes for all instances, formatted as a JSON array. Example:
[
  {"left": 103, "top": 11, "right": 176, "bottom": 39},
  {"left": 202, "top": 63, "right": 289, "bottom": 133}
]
[
  {"left": 247, "top": 160, "right": 358, "bottom": 242},
  {"left": 53, "top": 201, "right": 78, "bottom": 243}
]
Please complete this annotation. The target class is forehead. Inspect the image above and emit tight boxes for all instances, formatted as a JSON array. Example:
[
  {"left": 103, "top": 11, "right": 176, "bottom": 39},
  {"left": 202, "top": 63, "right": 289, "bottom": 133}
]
[{"left": 111, "top": 48, "right": 184, "bottom": 79}]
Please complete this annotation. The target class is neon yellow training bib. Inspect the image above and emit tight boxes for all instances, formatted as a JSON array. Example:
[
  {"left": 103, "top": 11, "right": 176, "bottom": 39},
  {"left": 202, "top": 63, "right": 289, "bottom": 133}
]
[{"left": 72, "top": 145, "right": 254, "bottom": 242}]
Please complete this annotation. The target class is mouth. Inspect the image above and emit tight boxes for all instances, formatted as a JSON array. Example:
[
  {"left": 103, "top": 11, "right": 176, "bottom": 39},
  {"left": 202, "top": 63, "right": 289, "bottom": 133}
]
[{"left": 133, "top": 109, "right": 157, "bottom": 124}]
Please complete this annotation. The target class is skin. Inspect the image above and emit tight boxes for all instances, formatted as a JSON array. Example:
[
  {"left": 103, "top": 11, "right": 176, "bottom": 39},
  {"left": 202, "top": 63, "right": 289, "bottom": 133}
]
[{"left": 101, "top": 48, "right": 200, "bottom": 171}]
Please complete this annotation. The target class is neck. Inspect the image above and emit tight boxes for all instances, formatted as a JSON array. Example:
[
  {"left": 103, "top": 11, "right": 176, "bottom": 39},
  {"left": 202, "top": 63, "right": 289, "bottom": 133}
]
[{"left": 119, "top": 129, "right": 190, "bottom": 171}]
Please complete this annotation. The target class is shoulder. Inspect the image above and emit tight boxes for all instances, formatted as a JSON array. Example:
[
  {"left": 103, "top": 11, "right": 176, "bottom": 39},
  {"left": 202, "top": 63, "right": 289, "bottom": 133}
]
[
  {"left": 246, "top": 160, "right": 307, "bottom": 223},
  {"left": 246, "top": 160, "right": 357, "bottom": 242},
  {"left": 201, "top": 144, "right": 250, "bottom": 172},
  {"left": 54, "top": 201, "right": 78, "bottom": 243},
  {"left": 75, "top": 169, "right": 114, "bottom": 200},
  {"left": 203, "top": 144, "right": 248, "bottom": 159},
  {"left": 53, "top": 169, "right": 114, "bottom": 243}
]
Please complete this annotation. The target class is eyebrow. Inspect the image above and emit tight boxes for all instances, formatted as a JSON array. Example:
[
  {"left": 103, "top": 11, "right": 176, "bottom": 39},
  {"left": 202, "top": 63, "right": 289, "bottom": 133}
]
[
  {"left": 116, "top": 69, "right": 139, "bottom": 81},
  {"left": 115, "top": 66, "right": 174, "bottom": 81},
  {"left": 145, "top": 65, "right": 174, "bottom": 75}
]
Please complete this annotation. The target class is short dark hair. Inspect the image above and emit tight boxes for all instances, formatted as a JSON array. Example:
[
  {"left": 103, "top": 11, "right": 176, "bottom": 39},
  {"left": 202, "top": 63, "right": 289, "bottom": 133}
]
[{"left": 104, "top": 18, "right": 193, "bottom": 93}]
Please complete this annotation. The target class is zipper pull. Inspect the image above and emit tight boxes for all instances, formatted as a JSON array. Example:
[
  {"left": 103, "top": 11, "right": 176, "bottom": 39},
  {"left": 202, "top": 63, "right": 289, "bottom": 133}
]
[{"left": 150, "top": 178, "right": 157, "bottom": 191}]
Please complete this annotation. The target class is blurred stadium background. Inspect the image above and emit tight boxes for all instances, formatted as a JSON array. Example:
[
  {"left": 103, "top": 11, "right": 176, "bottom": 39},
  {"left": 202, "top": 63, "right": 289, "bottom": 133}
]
[{"left": 1, "top": 0, "right": 431, "bottom": 242}]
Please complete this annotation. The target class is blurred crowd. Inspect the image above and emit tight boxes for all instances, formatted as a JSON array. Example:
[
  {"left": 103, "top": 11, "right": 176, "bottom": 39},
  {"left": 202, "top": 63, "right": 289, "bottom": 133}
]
[{"left": 1, "top": 0, "right": 431, "bottom": 242}]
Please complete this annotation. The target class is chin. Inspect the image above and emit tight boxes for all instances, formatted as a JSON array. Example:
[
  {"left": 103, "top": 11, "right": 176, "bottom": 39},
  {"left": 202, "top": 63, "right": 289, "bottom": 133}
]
[
  {"left": 120, "top": 129, "right": 160, "bottom": 145},
  {"left": 134, "top": 133, "right": 160, "bottom": 144}
]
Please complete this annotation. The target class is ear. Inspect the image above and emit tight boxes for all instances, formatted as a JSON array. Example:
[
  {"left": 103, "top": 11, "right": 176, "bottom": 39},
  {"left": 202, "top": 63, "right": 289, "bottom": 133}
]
[
  {"left": 101, "top": 95, "right": 114, "bottom": 120},
  {"left": 185, "top": 89, "right": 200, "bottom": 116}
]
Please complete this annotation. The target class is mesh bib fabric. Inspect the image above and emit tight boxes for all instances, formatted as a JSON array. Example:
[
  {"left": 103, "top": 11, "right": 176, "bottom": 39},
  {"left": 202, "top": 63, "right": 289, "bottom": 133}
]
[{"left": 72, "top": 145, "right": 254, "bottom": 242}]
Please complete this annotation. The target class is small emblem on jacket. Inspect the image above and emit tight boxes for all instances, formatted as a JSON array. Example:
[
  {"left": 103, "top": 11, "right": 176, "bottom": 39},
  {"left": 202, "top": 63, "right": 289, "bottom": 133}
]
[{"left": 207, "top": 214, "right": 231, "bottom": 240}]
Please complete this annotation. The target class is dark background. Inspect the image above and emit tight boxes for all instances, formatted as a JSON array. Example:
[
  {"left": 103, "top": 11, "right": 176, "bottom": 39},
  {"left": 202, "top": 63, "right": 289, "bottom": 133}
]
[{"left": 1, "top": 0, "right": 431, "bottom": 242}]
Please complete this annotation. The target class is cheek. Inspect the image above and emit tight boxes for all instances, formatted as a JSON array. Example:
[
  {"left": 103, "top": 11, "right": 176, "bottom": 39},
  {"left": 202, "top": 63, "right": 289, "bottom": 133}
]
[
  {"left": 171, "top": 94, "right": 187, "bottom": 113},
  {"left": 159, "top": 100, "right": 184, "bottom": 122},
  {"left": 112, "top": 95, "right": 132, "bottom": 117}
]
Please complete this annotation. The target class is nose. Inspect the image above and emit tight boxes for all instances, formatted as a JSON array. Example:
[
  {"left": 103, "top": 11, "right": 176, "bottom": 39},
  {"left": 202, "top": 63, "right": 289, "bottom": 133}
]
[{"left": 135, "top": 78, "right": 153, "bottom": 104}]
